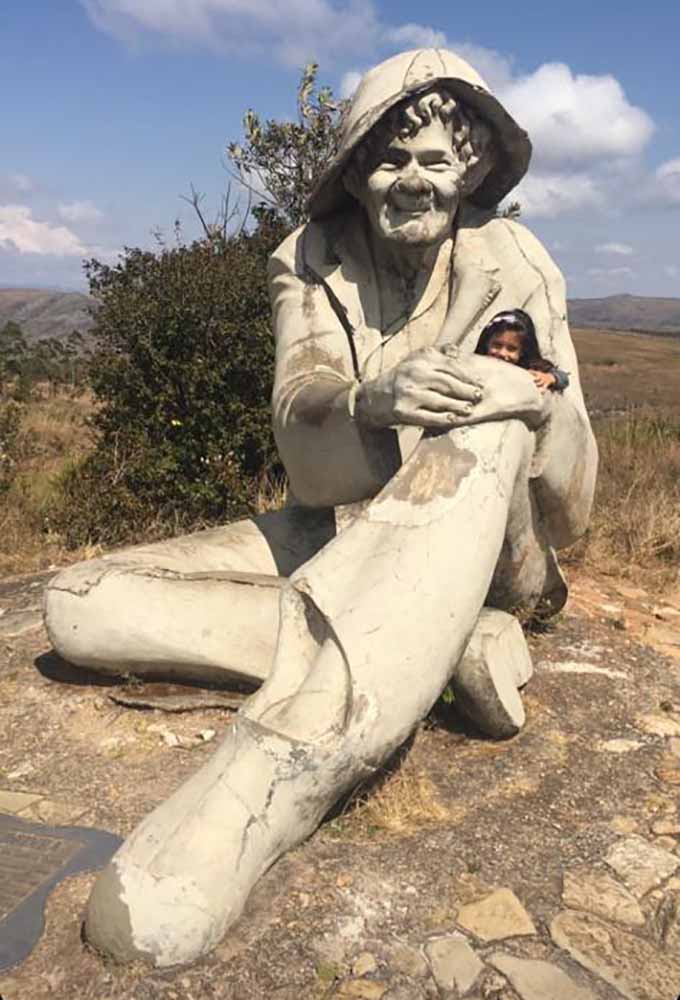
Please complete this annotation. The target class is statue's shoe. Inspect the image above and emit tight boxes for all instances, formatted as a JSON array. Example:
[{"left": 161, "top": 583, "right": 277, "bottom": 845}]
[
  {"left": 85, "top": 717, "right": 349, "bottom": 967},
  {"left": 451, "top": 608, "right": 532, "bottom": 738}
]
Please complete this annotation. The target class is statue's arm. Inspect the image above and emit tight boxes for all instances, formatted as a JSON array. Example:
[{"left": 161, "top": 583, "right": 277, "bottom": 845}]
[
  {"left": 268, "top": 234, "right": 401, "bottom": 508},
  {"left": 516, "top": 225, "right": 598, "bottom": 548}
]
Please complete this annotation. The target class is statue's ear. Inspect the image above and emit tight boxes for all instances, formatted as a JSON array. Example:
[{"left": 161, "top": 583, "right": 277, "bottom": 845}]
[
  {"left": 460, "top": 119, "right": 496, "bottom": 198},
  {"left": 461, "top": 153, "right": 494, "bottom": 198},
  {"left": 342, "top": 166, "right": 362, "bottom": 202}
]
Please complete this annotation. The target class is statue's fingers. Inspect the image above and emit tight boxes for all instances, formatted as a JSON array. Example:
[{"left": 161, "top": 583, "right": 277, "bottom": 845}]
[
  {"left": 425, "top": 372, "right": 484, "bottom": 401},
  {"left": 432, "top": 358, "right": 485, "bottom": 388},
  {"left": 414, "top": 391, "right": 475, "bottom": 415}
]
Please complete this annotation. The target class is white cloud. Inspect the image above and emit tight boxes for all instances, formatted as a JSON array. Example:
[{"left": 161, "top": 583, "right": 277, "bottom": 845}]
[
  {"left": 340, "top": 70, "right": 362, "bottom": 99},
  {"left": 7, "top": 173, "right": 34, "bottom": 194},
  {"left": 587, "top": 266, "right": 636, "bottom": 280},
  {"left": 447, "top": 41, "right": 514, "bottom": 91},
  {"left": 383, "top": 23, "right": 446, "bottom": 49},
  {"left": 664, "top": 264, "right": 679, "bottom": 279},
  {"left": 595, "top": 242, "right": 634, "bottom": 255},
  {"left": 499, "top": 63, "right": 654, "bottom": 168},
  {"left": 58, "top": 200, "right": 105, "bottom": 223},
  {"left": 83, "top": 0, "right": 382, "bottom": 66},
  {"left": 511, "top": 172, "right": 603, "bottom": 219},
  {"left": 82, "top": 10, "right": 665, "bottom": 225},
  {"left": 0, "top": 205, "right": 87, "bottom": 256},
  {"left": 646, "top": 158, "right": 680, "bottom": 207}
]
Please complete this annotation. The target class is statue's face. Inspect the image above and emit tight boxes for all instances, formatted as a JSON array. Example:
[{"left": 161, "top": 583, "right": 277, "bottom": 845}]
[{"left": 355, "top": 117, "right": 464, "bottom": 249}]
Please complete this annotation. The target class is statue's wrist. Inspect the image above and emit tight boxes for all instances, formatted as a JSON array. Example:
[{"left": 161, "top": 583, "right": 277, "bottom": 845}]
[{"left": 352, "top": 379, "right": 391, "bottom": 428}]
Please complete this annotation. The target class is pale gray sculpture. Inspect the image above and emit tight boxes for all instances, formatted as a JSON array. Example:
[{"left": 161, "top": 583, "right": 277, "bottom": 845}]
[{"left": 44, "top": 49, "right": 597, "bottom": 967}]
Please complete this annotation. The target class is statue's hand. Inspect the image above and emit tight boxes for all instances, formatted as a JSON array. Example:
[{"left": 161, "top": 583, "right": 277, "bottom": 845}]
[
  {"left": 440, "top": 349, "right": 547, "bottom": 429},
  {"left": 355, "top": 346, "right": 485, "bottom": 430}
]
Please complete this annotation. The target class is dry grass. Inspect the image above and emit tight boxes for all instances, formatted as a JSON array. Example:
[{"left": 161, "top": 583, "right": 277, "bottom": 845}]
[
  {"left": 0, "top": 389, "right": 99, "bottom": 576},
  {"left": 565, "top": 409, "right": 680, "bottom": 589},
  {"left": 573, "top": 326, "right": 680, "bottom": 417},
  {"left": 254, "top": 469, "right": 288, "bottom": 514},
  {"left": 328, "top": 750, "right": 451, "bottom": 839}
]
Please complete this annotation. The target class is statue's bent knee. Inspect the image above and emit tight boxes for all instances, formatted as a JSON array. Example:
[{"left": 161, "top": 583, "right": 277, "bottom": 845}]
[{"left": 44, "top": 559, "right": 118, "bottom": 671}]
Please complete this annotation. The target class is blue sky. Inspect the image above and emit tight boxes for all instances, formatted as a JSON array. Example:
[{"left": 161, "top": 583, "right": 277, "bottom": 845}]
[{"left": 2, "top": 0, "right": 679, "bottom": 297}]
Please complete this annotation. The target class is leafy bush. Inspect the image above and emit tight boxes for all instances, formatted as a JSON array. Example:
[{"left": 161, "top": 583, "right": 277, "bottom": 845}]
[
  {"left": 49, "top": 217, "right": 288, "bottom": 547},
  {"left": 0, "top": 398, "right": 23, "bottom": 495},
  {"left": 49, "top": 65, "right": 345, "bottom": 548}
]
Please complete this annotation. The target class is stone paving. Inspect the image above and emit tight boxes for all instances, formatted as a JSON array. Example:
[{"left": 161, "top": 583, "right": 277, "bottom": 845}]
[{"left": 0, "top": 569, "right": 679, "bottom": 998}]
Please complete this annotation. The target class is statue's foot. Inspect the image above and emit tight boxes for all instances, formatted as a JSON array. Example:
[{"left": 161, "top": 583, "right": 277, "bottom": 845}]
[
  {"left": 451, "top": 609, "right": 532, "bottom": 738},
  {"left": 85, "top": 717, "right": 348, "bottom": 967}
]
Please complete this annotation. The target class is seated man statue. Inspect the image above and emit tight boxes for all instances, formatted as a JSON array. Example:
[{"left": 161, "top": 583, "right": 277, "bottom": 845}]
[{"left": 44, "top": 48, "right": 597, "bottom": 967}]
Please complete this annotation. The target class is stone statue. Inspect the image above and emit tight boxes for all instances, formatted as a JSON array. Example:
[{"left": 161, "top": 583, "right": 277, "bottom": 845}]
[{"left": 43, "top": 48, "right": 597, "bottom": 967}]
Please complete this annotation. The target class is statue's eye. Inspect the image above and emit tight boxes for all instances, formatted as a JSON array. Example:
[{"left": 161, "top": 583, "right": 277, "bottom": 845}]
[{"left": 423, "top": 157, "right": 455, "bottom": 172}]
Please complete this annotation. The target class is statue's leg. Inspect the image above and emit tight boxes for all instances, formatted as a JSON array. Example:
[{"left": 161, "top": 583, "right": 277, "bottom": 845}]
[
  {"left": 85, "top": 419, "right": 543, "bottom": 967},
  {"left": 43, "top": 507, "right": 336, "bottom": 685}
]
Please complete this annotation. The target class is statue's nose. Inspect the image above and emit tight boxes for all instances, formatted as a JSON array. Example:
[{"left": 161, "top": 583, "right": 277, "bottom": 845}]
[{"left": 393, "top": 170, "right": 431, "bottom": 198}]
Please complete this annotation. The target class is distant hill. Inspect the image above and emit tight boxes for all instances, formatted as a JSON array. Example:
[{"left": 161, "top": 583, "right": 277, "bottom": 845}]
[
  {"left": 0, "top": 288, "right": 94, "bottom": 344},
  {"left": 567, "top": 294, "right": 680, "bottom": 334},
  {"left": 2, "top": 288, "right": 680, "bottom": 344}
]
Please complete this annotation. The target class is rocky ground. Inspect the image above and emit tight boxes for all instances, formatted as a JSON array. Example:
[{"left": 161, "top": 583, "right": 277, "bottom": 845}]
[{"left": 1, "top": 569, "right": 680, "bottom": 1000}]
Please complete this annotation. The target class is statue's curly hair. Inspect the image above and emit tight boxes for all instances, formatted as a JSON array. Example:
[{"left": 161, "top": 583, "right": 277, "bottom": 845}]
[{"left": 347, "top": 87, "right": 496, "bottom": 193}]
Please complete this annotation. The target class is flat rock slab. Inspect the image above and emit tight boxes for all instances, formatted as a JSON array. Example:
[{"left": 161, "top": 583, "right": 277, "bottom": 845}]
[
  {"left": 457, "top": 889, "right": 536, "bottom": 941},
  {"left": 0, "top": 814, "right": 121, "bottom": 972},
  {"left": 551, "top": 909, "right": 680, "bottom": 1000},
  {"left": 490, "top": 952, "right": 597, "bottom": 1000},
  {"left": 604, "top": 835, "right": 678, "bottom": 897}
]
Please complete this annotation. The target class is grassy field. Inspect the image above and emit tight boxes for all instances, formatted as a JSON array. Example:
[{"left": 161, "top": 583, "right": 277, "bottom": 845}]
[
  {"left": 573, "top": 327, "right": 680, "bottom": 416},
  {"left": 0, "top": 390, "right": 100, "bottom": 576},
  {"left": 1, "top": 327, "right": 678, "bottom": 591}
]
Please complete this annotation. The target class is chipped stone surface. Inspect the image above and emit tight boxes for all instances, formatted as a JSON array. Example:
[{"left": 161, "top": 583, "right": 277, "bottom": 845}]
[
  {"left": 457, "top": 889, "right": 536, "bottom": 941},
  {"left": 490, "top": 952, "right": 596, "bottom": 1000},
  {"left": 651, "top": 890, "right": 680, "bottom": 951},
  {"left": 15, "top": 797, "right": 88, "bottom": 825},
  {"left": 539, "top": 660, "right": 627, "bottom": 680},
  {"left": 0, "top": 789, "right": 42, "bottom": 814},
  {"left": 0, "top": 608, "right": 43, "bottom": 638},
  {"left": 647, "top": 625, "right": 680, "bottom": 647},
  {"left": 551, "top": 909, "right": 680, "bottom": 1000},
  {"left": 337, "top": 980, "right": 388, "bottom": 999},
  {"left": 562, "top": 868, "right": 644, "bottom": 926},
  {"left": 605, "top": 835, "right": 678, "bottom": 897},
  {"left": 353, "top": 952, "right": 378, "bottom": 976},
  {"left": 387, "top": 942, "right": 429, "bottom": 979},
  {"left": 596, "top": 738, "right": 641, "bottom": 754},
  {"left": 637, "top": 713, "right": 680, "bottom": 738},
  {"left": 609, "top": 815, "right": 640, "bottom": 834},
  {"left": 651, "top": 817, "right": 680, "bottom": 836},
  {"left": 425, "top": 934, "right": 483, "bottom": 993}
]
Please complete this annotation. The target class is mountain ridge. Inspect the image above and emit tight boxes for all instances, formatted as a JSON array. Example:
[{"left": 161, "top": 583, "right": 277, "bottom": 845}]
[{"left": 1, "top": 287, "right": 680, "bottom": 342}]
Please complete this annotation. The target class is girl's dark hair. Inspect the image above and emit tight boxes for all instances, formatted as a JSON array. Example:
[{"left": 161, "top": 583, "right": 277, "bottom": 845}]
[{"left": 475, "top": 309, "right": 552, "bottom": 370}]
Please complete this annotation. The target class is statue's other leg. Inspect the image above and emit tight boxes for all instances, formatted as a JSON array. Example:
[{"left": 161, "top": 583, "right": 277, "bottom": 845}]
[
  {"left": 43, "top": 507, "right": 336, "bottom": 686},
  {"left": 85, "top": 418, "right": 543, "bottom": 967},
  {"left": 451, "top": 455, "right": 570, "bottom": 738}
]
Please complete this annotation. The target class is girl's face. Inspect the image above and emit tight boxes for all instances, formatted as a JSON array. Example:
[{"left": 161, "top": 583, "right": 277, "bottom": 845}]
[{"left": 487, "top": 328, "right": 523, "bottom": 365}]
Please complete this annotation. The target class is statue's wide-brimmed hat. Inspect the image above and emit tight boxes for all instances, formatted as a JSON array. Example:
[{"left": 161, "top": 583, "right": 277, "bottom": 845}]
[{"left": 307, "top": 48, "right": 532, "bottom": 219}]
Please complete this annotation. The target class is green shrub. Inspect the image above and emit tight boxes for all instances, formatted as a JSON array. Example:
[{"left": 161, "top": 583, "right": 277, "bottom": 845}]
[
  {"left": 48, "top": 64, "right": 345, "bottom": 549},
  {"left": 0, "top": 398, "right": 23, "bottom": 495},
  {"left": 49, "top": 218, "right": 288, "bottom": 547}
]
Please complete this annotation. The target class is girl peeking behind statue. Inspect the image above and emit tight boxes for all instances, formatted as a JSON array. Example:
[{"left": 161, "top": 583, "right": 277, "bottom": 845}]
[{"left": 475, "top": 309, "right": 570, "bottom": 393}]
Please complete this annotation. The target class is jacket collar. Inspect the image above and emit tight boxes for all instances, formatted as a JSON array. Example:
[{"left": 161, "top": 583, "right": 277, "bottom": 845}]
[{"left": 305, "top": 205, "right": 541, "bottom": 355}]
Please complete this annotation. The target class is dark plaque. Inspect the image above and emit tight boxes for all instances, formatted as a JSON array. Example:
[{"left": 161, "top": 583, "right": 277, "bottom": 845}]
[{"left": 0, "top": 813, "right": 121, "bottom": 972}]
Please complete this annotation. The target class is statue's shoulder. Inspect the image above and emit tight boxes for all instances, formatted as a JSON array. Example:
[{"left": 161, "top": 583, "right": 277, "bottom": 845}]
[
  {"left": 269, "top": 213, "right": 346, "bottom": 277},
  {"left": 472, "top": 214, "right": 565, "bottom": 290}
]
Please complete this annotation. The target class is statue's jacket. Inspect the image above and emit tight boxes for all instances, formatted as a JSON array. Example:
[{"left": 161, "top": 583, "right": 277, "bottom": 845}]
[{"left": 268, "top": 204, "right": 597, "bottom": 551}]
